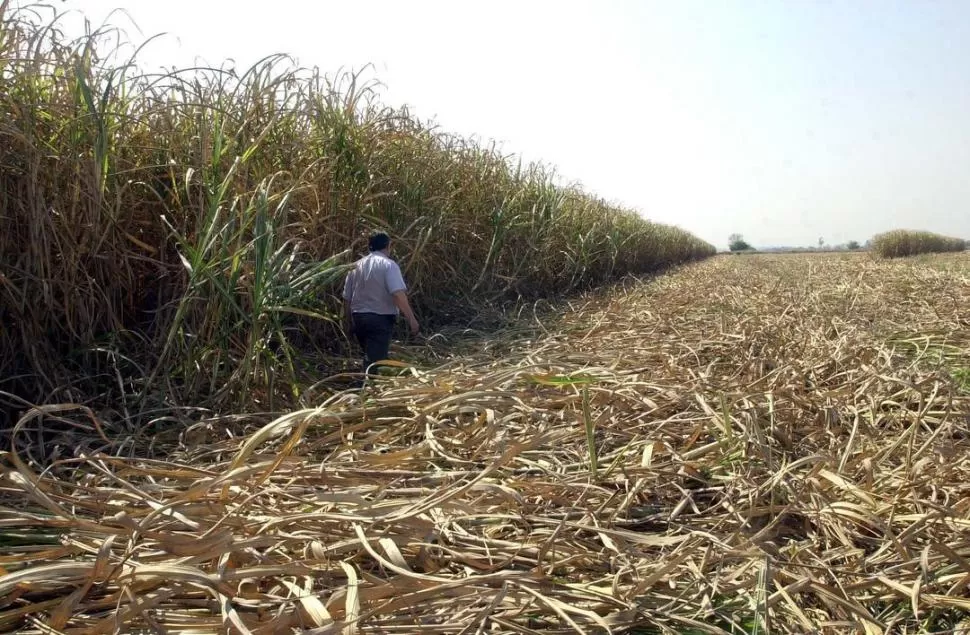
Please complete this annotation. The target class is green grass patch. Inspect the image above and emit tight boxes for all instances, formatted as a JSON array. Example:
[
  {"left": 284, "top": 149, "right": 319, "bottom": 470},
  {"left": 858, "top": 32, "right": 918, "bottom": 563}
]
[{"left": 951, "top": 366, "right": 970, "bottom": 393}]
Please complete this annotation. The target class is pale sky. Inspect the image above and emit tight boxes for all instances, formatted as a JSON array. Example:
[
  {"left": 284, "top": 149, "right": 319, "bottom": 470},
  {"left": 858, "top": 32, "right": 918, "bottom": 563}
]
[{"left": 47, "top": 0, "right": 970, "bottom": 249}]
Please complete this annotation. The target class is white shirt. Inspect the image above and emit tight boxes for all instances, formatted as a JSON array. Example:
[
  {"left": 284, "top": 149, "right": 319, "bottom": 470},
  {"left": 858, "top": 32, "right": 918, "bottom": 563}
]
[{"left": 342, "top": 251, "right": 407, "bottom": 315}]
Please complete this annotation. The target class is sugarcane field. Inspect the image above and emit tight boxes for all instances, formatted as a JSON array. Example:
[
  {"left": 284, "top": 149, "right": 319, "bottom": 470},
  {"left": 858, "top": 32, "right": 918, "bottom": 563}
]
[{"left": 2, "top": 2, "right": 970, "bottom": 633}]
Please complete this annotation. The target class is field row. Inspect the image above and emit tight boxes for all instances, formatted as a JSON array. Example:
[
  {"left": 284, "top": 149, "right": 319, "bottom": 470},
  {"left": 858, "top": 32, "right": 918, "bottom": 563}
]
[{"left": 0, "top": 6, "right": 713, "bottom": 415}]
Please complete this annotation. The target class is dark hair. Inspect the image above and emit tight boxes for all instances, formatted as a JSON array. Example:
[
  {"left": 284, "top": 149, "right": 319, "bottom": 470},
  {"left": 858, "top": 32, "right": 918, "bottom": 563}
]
[{"left": 368, "top": 232, "right": 390, "bottom": 252}]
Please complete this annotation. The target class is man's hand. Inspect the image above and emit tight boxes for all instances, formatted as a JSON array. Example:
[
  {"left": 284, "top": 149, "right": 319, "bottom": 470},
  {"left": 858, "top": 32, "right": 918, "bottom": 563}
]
[{"left": 408, "top": 317, "right": 420, "bottom": 336}]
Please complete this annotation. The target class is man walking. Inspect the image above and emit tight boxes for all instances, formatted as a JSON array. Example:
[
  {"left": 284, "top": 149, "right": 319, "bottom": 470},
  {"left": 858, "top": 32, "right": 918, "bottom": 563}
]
[{"left": 342, "top": 232, "right": 419, "bottom": 375}]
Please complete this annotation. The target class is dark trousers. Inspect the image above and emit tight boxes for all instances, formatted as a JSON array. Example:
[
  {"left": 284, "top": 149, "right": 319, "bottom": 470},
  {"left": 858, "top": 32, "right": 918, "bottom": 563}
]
[{"left": 351, "top": 312, "right": 396, "bottom": 374}]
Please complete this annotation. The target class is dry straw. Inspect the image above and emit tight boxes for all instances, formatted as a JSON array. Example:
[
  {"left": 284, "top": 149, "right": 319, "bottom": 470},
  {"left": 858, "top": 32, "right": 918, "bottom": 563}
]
[{"left": 2, "top": 252, "right": 970, "bottom": 633}]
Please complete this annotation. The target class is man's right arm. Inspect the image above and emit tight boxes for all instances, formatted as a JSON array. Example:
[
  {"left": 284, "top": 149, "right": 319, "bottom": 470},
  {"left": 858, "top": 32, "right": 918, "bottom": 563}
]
[
  {"left": 386, "top": 265, "right": 419, "bottom": 335},
  {"left": 392, "top": 291, "right": 419, "bottom": 335}
]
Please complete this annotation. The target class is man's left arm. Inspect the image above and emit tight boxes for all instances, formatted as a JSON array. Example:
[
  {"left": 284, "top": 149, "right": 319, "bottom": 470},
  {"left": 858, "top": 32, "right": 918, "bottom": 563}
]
[{"left": 342, "top": 270, "right": 355, "bottom": 334}]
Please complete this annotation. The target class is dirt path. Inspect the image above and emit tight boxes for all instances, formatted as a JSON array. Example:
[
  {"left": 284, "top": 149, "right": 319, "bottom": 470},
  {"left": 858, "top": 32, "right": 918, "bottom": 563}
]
[{"left": 3, "top": 253, "right": 970, "bottom": 633}]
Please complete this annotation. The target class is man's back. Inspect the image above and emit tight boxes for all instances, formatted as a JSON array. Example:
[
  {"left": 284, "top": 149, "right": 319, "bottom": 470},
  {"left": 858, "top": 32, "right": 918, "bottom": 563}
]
[{"left": 343, "top": 252, "right": 406, "bottom": 315}]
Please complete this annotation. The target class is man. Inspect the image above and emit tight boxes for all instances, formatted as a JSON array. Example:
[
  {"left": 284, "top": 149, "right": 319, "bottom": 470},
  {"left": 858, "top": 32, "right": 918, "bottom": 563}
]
[{"left": 342, "top": 232, "right": 419, "bottom": 375}]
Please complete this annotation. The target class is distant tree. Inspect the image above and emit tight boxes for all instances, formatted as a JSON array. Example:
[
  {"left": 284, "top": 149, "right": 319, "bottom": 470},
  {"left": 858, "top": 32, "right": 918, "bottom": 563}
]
[
  {"left": 846, "top": 240, "right": 861, "bottom": 250},
  {"left": 728, "top": 233, "right": 751, "bottom": 252}
]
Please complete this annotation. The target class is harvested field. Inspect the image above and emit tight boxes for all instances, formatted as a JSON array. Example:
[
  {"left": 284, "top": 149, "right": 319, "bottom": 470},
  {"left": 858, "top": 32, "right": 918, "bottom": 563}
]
[{"left": 2, "top": 252, "right": 970, "bottom": 633}]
